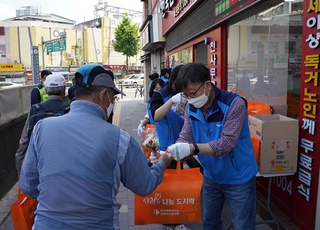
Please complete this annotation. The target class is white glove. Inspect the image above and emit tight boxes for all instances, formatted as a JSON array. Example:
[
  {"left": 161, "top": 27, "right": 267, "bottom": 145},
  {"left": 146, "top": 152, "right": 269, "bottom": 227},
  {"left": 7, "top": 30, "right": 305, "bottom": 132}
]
[
  {"left": 150, "top": 155, "right": 158, "bottom": 164},
  {"left": 137, "top": 123, "right": 145, "bottom": 138},
  {"left": 172, "top": 93, "right": 187, "bottom": 104},
  {"left": 167, "top": 143, "right": 191, "bottom": 161}
]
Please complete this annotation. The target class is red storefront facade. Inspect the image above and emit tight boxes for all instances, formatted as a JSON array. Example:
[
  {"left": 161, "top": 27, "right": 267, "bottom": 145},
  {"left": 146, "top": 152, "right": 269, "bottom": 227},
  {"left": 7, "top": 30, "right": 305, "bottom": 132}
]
[{"left": 162, "top": 0, "right": 319, "bottom": 229}]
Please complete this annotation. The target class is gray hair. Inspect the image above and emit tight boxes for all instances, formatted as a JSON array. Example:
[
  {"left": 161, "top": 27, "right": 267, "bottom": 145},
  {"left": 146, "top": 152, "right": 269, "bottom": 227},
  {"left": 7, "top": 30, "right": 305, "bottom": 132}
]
[{"left": 46, "top": 86, "right": 65, "bottom": 95}]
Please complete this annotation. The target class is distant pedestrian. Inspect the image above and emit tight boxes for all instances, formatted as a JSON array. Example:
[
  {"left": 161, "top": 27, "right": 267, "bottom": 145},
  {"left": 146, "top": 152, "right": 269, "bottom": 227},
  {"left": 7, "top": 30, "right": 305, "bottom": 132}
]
[
  {"left": 148, "top": 73, "right": 159, "bottom": 100},
  {"left": 68, "top": 78, "right": 76, "bottom": 102},
  {"left": 16, "top": 74, "right": 69, "bottom": 178},
  {"left": 19, "top": 64, "right": 173, "bottom": 229},
  {"left": 160, "top": 68, "right": 170, "bottom": 83},
  {"left": 137, "top": 78, "right": 165, "bottom": 138},
  {"left": 31, "top": 70, "right": 52, "bottom": 105}
]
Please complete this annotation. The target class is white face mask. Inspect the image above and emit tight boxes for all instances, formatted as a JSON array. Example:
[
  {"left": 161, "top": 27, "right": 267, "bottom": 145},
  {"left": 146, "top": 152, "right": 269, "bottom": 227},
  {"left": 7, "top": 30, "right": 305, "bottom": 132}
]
[
  {"left": 100, "top": 91, "right": 114, "bottom": 119},
  {"left": 187, "top": 84, "right": 208, "bottom": 109}
]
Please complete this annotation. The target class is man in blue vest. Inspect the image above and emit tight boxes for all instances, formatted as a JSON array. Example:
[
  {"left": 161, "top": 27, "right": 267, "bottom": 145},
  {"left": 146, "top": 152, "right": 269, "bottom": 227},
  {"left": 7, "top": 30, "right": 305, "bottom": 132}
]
[
  {"left": 20, "top": 64, "right": 173, "bottom": 229},
  {"left": 31, "top": 70, "right": 52, "bottom": 105},
  {"left": 167, "top": 63, "right": 258, "bottom": 230}
]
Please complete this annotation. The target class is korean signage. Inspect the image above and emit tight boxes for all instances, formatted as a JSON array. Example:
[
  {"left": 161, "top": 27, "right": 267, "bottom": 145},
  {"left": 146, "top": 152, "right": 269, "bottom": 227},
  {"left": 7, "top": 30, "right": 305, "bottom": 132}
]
[
  {"left": 30, "top": 46, "right": 40, "bottom": 84},
  {"left": 47, "top": 39, "right": 66, "bottom": 53},
  {"left": 291, "top": 1, "right": 320, "bottom": 229},
  {"left": 140, "top": 24, "right": 150, "bottom": 50},
  {"left": 46, "top": 67, "right": 69, "bottom": 72},
  {"left": 103, "top": 65, "right": 126, "bottom": 70},
  {"left": 162, "top": 0, "right": 262, "bottom": 35},
  {"left": 0, "top": 64, "right": 23, "bottom": 72},
  {"left": 162, "top": 0, "right": 198, "bottom": 35},
  {"left": 206, "top": 25, "right": 226, "bottom": 89},
  {"left": 0, "top": 45, "right": 6, "bottom": 54}
]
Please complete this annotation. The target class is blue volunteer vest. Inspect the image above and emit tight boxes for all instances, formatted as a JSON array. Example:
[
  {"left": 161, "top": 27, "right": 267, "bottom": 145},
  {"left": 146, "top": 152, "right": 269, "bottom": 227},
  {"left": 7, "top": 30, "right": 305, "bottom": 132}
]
[
  {"left": 147, "top": 100, "right": 155, "bottom": 125},
  {"left": 156, "top": 87, "right": 184, "bottom": 151},
  {"left": 188, "top": 86, "right": 258, "bottom": 185}
]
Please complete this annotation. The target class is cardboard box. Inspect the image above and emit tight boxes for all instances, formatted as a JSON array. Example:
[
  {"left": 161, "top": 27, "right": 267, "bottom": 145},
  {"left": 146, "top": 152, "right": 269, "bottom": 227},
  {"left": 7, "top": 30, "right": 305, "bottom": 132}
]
[{"left": 249, "top": 114, "right": 299, "bottom": 174}]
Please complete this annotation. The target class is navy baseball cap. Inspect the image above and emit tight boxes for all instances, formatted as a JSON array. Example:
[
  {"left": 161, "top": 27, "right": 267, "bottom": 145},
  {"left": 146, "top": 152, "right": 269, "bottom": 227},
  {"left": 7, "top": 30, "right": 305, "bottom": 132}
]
[{"left": 92, "top": 73, "right": 125, "bottom": 96}]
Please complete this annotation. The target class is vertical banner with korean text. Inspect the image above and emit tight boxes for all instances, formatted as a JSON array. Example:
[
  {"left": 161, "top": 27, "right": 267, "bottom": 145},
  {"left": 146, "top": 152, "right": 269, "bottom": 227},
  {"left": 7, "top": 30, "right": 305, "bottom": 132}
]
[
  {"left": 207, "top": 24, "right": 228, "bottom": 90},
  {"left": 30, "top": 46, "right": 40, "bottom": 84},
  {"left": 292, "top": 1, "right": 320, "bottom": 229}
]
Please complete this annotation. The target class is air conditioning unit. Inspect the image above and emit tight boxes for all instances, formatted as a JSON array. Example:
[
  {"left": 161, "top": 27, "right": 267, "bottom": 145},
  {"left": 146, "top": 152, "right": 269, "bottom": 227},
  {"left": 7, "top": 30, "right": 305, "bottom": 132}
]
[
  {"left": 14, "top": 59, "right": 20, "bottom": 63},
  {"left": 66, "top": 52, "right": 74, "bottom": 59}
]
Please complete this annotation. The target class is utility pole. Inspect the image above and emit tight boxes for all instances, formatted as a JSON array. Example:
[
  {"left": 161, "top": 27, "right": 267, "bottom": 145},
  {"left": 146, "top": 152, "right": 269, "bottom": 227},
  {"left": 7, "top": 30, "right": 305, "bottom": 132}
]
[{"left": 42, "top": 36, "right": 45, "bottom": 71}]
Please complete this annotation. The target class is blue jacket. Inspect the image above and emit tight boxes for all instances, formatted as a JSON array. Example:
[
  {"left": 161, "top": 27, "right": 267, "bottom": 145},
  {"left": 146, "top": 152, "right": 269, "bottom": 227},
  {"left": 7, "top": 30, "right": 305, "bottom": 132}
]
[
  {"left": 20, "top": 100, "right": 166, "bottom": 229},
  {"left": 188, "top": 86, "right": 258, "bottom": 184},
  {"left": 156, "top": 87, "right": 184, "bottom": 151}
]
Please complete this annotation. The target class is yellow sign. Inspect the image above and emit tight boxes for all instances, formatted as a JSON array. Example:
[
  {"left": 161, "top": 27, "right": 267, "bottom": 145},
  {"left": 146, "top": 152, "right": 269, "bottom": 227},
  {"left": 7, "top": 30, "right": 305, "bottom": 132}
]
[
  {"left": 0, "top": 63, "right": 24, "bottom": 71},
  {"left": 237, "top": 60, "right": 258, "bottom": 67}
]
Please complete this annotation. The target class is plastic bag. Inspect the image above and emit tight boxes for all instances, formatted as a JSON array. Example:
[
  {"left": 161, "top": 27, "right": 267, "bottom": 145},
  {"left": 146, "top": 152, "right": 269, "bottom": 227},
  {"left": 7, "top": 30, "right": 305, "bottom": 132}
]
[
  {"left": 11, "top": 184, "right": 38, "bottom": 230},
  {"left": 142, "top": 126, "right": 160, "bottom": 156},
  {"left": 171, "top": 101, "right": 187, "bottom": 119},
  {"left": 137, "top": 123, "right": 146, "bottom": 150}
]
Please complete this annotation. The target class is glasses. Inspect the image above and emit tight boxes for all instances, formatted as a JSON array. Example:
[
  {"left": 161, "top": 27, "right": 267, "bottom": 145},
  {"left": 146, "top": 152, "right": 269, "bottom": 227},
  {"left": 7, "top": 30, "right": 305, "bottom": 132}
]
[{"left": 182, "top": 81, "right": 206, "bottom": 99}]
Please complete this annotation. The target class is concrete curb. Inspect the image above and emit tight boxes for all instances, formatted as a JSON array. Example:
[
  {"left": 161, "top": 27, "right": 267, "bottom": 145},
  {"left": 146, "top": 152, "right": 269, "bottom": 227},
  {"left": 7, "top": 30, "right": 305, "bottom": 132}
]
[{"left": 0, "top": 182, "right": 18, "bottom": 227}]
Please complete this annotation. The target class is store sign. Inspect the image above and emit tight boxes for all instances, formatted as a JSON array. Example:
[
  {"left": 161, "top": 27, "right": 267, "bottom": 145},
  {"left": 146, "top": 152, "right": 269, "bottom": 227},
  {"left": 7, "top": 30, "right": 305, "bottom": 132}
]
[
  {"left": 30, "top": 46, "right": 40, "bottom": 84},
  {"left": 206, "top": 25, "right": 226, "bottom": 88},
  {"left": 174, "top": 0, "right": 189, "bottom": 17},
  {"left": 291, "top": 1, "right": 320, "bottom": 229},
  {"left": 103, "top": 65, "right": 126, "bottom": 70},
  {"left": 46, "top": 67, "right": 69, "bottom": 72},
  {"left": 209, "top": 40, "right": 217, "bottom": 82},
  {"left": 162, "top": 0, "right": 177, "bottom": 18},
  {"left": 237, "top": 60, "right": 258, "bottom": 67},
  {"left": 0, "top": 45, "right": 6, "bottom": 54},
  {"left": 140, "top": 25, "right": 150, "bottom": 49},
  {"left": 0, "top": 63, "right": 23, "bottom": 71},
  {"left": 273, "top": 60, "right": 288, "bottom": 69},
  {"left": 162, "top": 0, "right": 198, "bottom": 34}
]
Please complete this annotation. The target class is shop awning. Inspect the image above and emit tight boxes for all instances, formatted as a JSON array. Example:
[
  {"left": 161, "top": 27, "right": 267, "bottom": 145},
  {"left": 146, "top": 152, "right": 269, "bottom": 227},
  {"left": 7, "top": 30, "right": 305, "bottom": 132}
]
[
  {"left": 51, "top": 72, "right": 71, "bottom": 75},
  {"left": 140, "top": 53, "right": 151, "bottom": 62},
  {"left": 0, "top": 71, "right": 25, "bottom": 76}
]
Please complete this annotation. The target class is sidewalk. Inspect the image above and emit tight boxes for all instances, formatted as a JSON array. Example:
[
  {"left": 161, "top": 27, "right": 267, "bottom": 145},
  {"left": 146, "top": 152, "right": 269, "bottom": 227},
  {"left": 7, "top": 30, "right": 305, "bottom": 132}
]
[{"left": 0, "top": 98, "right": 275, "bottom": 230}]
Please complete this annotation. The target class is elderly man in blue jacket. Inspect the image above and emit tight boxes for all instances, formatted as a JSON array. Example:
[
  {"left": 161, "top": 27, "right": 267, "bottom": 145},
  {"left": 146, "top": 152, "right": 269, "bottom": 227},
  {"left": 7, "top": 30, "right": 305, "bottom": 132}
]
[
  {"left": 167, "top": 63, "right": 258, "bottom": 230},
  {"left": 20, "top": 64, "right": 173, "bottom": 230}
]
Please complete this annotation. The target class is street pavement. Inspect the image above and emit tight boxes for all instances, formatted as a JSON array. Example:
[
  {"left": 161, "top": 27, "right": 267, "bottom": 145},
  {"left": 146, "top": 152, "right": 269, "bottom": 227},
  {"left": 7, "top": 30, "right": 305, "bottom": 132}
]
[{"left": 0, "top": 87, "right": 272, "bottom": 230}]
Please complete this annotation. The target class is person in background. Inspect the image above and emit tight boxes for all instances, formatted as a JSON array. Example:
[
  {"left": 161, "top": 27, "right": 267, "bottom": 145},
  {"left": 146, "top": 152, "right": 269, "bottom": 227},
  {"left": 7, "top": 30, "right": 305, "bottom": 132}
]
[
  {"left": 252, "top": 74, "right": 270, "bottom": 97},
  {"left": 137, "top": 78, "right": 165, "bottom": 138},
  {"left": 237, "top": 69, "right": 253, "bottom": 99},
  {"left": 68, "top": 78, "right": 76, "bottom": 102},
  {"left": 15, "top": 74, "right": 69, "bottom": 178},
  {"left": 167, "top": 62, "right": 258, "bottom": 230},
  {"left": 160, "top": 68, "right": 170, "bottom": 83},
  {"left": 19, "top": 65, "right": 173, "bottom": 229},
  {"left": 31, "top": 70, "right": 52, "bottom": 105},
  {"left": 150, "top": 65, "right": 187, "bottom": 169},
  {"left": 148, "top": 73, "right": 159, "bottom": 100},
  {"left": 268, "top": 75, "right": 279, "bottom": 96}
]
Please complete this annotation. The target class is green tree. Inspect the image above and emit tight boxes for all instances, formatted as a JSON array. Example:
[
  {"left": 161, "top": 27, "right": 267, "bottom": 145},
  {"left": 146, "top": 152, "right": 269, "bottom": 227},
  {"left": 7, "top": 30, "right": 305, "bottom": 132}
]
[
  {"left": 76, "top": 38, "right": 85, "bottom": 66},
  {"left": 113, "top": 14, "right": 139, "bottom": 74}
]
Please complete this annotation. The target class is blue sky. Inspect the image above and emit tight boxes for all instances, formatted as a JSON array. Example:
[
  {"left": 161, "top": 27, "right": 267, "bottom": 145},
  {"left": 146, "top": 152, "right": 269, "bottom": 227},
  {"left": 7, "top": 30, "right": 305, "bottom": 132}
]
[{"left": 0, "top": 0, "right": 143, "bottom": 23}]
